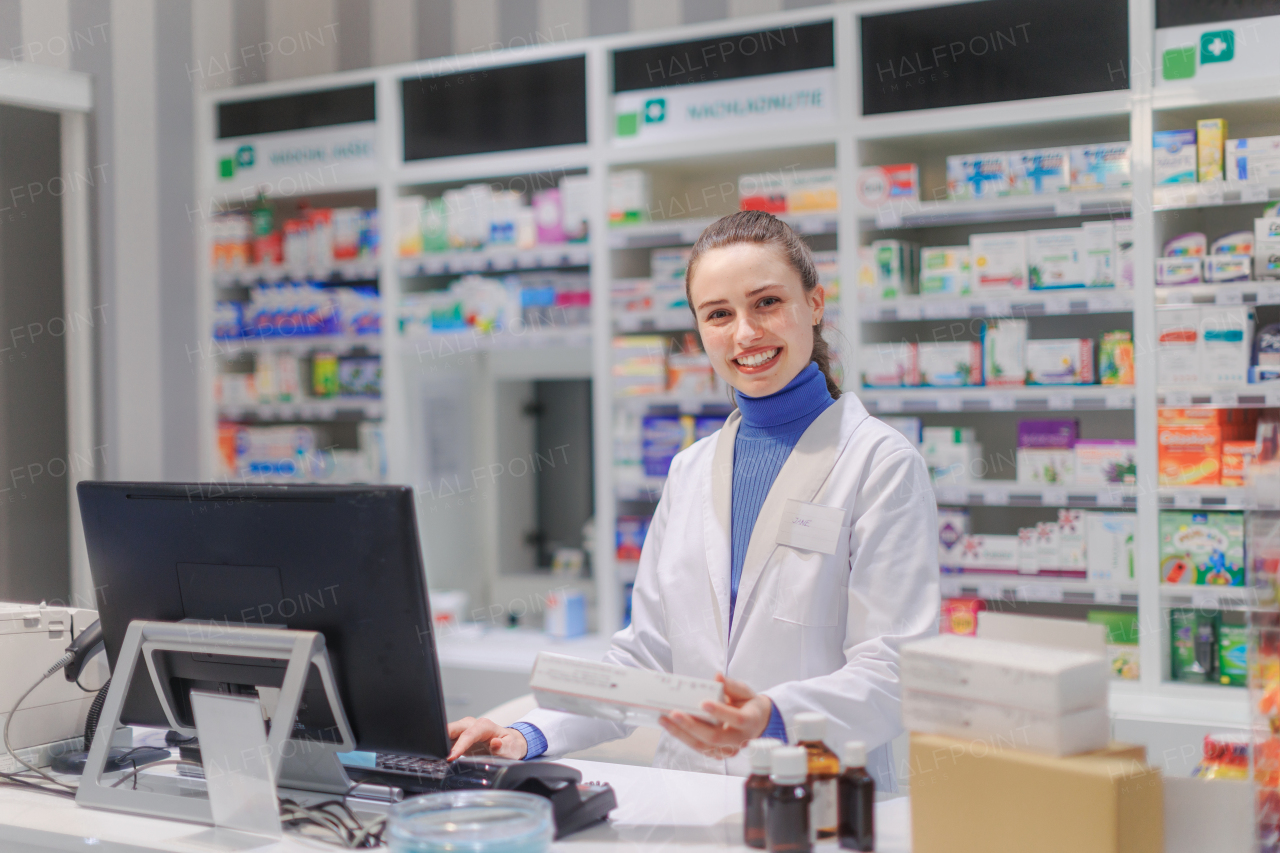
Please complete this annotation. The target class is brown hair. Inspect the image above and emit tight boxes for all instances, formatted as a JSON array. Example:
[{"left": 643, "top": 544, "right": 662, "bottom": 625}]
[{"left": 684, "top": 210, "right": 841, "bottom": 399}]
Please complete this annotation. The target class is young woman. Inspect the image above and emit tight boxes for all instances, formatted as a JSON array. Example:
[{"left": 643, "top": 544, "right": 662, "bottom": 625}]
[{"left": 447, "top": 211, "right": 939, "bottom": 788}]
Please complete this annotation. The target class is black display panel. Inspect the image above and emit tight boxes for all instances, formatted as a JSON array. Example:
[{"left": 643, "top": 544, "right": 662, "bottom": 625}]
[
  {"left": 613, "top": 20, "right": 834, "bottom": 93},
  {"left": 1157, "top": 0, "right": 1280, "bottom": 27},
  {"left": 402, "top": 56, "right": 587, "bottom": 161},
  {"left": 218, "top": 84, "right": 375, "bottom": 139},
  {"left": 861, "top": 0, "right": 1129, "bottom": 116}
]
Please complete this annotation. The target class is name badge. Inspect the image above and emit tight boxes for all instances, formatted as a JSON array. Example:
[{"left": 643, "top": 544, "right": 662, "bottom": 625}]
[{"left": 776, "top": 499, "right": 846, "bottom": 555}]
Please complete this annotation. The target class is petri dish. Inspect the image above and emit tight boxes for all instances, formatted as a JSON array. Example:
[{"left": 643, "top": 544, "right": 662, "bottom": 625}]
[{"left": 387, "top": 790, "right": 554, "bottom": 853}]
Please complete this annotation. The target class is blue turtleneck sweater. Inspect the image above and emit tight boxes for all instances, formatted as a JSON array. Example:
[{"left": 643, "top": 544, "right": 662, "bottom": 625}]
[{"left": 512, "top": 363, "right": 833, "bottom": 759}]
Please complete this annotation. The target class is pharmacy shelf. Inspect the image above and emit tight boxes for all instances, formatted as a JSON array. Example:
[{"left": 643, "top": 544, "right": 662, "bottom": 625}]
[
  {"left": 858, "top": 189, "right": 1131, "bottom": 230},
  {"left": 1157, "top": 487, "right": 1255, "bottom": 511},
  {"left": 616, "top": 476, "right": 667, "bottom": 502},
  {"left": 934, "top": 483, "right": 1136, "bottom": 509},
  {"left": 212, "top": 261, "right": 380, "bottom": 287},
  {"left": 859, "top": 289, "right": 1133, "bottom": 322},
  {"left": 1157, "top": 384, "right": 1280, "bottom": 409},
  {"left": 218, "top": 400, "right": 383, "bottom": 422},
  {"left": 400, "top": 325, "right": 592, "bottom": 353},
  {"left": 613, "top": 391, "right": 731, "bottom": 412},
  {"left": 858, "top": 385, "right": 1135, "bottom": 414},
  {"left": 1152, "top": 180, "right": 1280, "bottom": 211},
  {"left": 397, "top": 244, "right": 591, "bottom": 277},
  {"left": 212, "top": 334, "right": 381, "bottom": 354},
  {"left": 1160, "top": 585, "right": 1271, "bottom": 611},
  {"left": 940, "top": 574, "right": 1137, "bottom": 606},
  {"left": 613, "top": 308, "right": 695, "bottom": 333},
  {"left": 1156, "top": 281, "right": 1280, "bottom": 307},
  {"left": 607, "top": 213, "right": 838, "bottom": 250}
]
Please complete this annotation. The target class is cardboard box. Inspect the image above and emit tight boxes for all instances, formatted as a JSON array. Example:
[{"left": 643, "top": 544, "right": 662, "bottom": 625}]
[
  {"left": 1075, "top": 440, "right": 1137, "bottom": 486},
  {"left": 871, "top": 239, "right": 918, "bottom": 298},
  {"left": 1221, "top": 440, "right": 1258, "bottom": 487},
  {"left": 938, "top": 509, "right": 970, "bottom": 569},
  {"left": 1200, "top": 305, "right": 1254, "bottom": 386},
  {"left": 1026, "top": 339, "right": 1094, "bottom": 385},
  {"left": 786, "top": 168, "right": 839, "bottom": 213},
  {"left": 1115, "top": 219, "right": 1134, "bottom": 287},
  {"left": 924, "top": 426, "right": 976, "bottom": 445},
  {"left": 920, "top": 246, "right": 972, "bottom": 296},
  {"left": 1205, "top": 254, "right": 1251, "bottom": 282},
  {"left": 1156, "top": 308, "right": 1200, "bottom": 385},
  {"left": 1156, "top": 256, "right": 1202, "bottom": 285},
  {"left": 1017, "top": 527, "right": 1038, "bottom": 574},
  {"left": 855, "top": 163, "right": 919, "bottom": 206},
  {"left": 1028, "top": 228, "right": 1085, "bottom": 289},
  {"left": 1009, "top": 148, "right": 1070, "bottom": 195},
  {"left": 1086, "top": 512, "right": 1135, "bottom": 583},
  {"left": 953, "top": 534, "right": 1020, "bottom": 573},
  {"left": 983, "top": 319, "right": 1027, "bottom": 386},
  {"left": 903, "top": 690, "right": 1109, "bottom": 756},
  {"left": 917, "top": 341, "right": 982, "bottom": 386},
  {"left": 1036, "top": 520, "right": 1062, "bottom": 571},
  {"left": 947, "top": 152, "right": 1011, "bottom": 200},
  {"left": 1017, "top": 419, "right": 1078, "bottom": 449},
  {"left": 608, "top": 169, "right": 650, "bottom": 223},
  {"left": 1017, "top": 448, "right": 1074, "bottom": 485},
  {"left": 1099, "top": 331, "right": 1134, "bottom": 385},
  {"left": 1154, "top": 129, "right": 1197, "bottom": 184},
  {"left": 909, "top": 734, "right": 1163, "bottom": 853},
  {"left": 900, "top": 634, "right": 1108, "bottom": 714},
  {"left": 1197, "top": 118, "right": 1227, "bottom": 183},
  {"left": 737, "top": 171, "right": 787, "bottom": 213},
  {"left": 1158, "top": 422, "right": 1222, "bottom": 486},
  {"left": 530, "top": 652, "right": 723, "bottom": 727},
  {"left": 1227, "top": 135, "right": 1280, "bottom": 182},
  {"left": 1255, "top": 217, "right": 1280, "bottom": 280},
  {"left": 859, "top": 342, "right": 917, "bottom": 387},
  {"left": 970, "top": 232, "right": 1028, "bottom": 291},
  {"left": 1159, "top": 511, "right": 1245, "bottom": 586},
  {"left": 1082, "top": 220, "right": 1115, "bottom": 286},
  {"left": 1058, "top": 509, "right": 1087, "bottom": 571},
  {"left": 1069, "top": 143, "right": 1131, "bottom": 191},
  {"left": 927, "top": 443, "right": 984, "bottom": 484}
]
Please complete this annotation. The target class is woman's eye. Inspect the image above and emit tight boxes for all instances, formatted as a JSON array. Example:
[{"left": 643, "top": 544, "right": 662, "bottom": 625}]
[
  {"left": 706, "top": 309, "right": 729, "bottom": 321},
  {"left": 758, "top": 296, "right": 781, "bottom": 308}
]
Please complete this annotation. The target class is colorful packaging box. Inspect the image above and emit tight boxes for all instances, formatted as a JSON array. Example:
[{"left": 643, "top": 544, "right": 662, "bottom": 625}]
[
  {"left": 1035, "top": 521, "right": 1061, "bottom": 571},
  {"left": 1211, "top": 230, "right": 1253, "bottom": 256},
  {"left": 1170, "top": 608, "right": 1218, "bottom": 682},
  {"left": 1255, "top": 218, "right": 1280, "bottom": 280},
  {"left": 970, "top": 232, "right": 1028, "bottom": 291},
  {"left": 871, "top": 239, "right": 919, "bottom": 298},
  {"left": 926, "top": 442, "right": 984, "bottom": 484},
  {"left": 1156, "top": 308, "right": 1200, "bottom": 385},
  {"left": 1221, "top": 440, "right": 1258, "bottom": 487},
  {"left": 1069, "top": 143, "right": 1132, "bottom": 191},
  {"left": 616, "top": 515, "right": 651, "bottom": 560},
  {"left": 984, "top": 319, "right": 1027, "bottom": 386},
  {"left": 1099, "top": 331, "right": 1134, "bottom": 385},
  {"left": 1087, "top": 610, "right": 1139, "bottom": 681},
  {"left": 859, "top": 342, "right": 917, "bottom": 387},
  {"left": 738, "top": 171, "right": 788, "bottom": 213},
  {"left": 641, "top": 410, "right": 684, "bottom": 477},
  {"left": 1082, "top": 221, "right": 1115, "bottom": 287},
  {"left": 1018, "top": 419, "right": 1079, "bottom": 449},
  {"left": 954, "top": 534, "right": 1021, "bottom": 573},
  {"left": 1017, "top": 449, "right": 1075, "bottom": 485},
  {"left": 1205, "top": 254, "right": 1251, "bottom": 282},
  {"left": 1160, "top": 511, "right": 1245, "bottom": 586},
  {"left": 1227, "top": 136, "right": 1280, "bottom": 182},
  {"left": 917, "top": 341, "right": 983, "bottom": 386},
  {"left": 1200, "top": 305, "right": 1254, "bottom": 386},
  {"left": 947, "top": 152, "right": 1011, "bottom": 200},
  {"left": 920, "top": 246, "right": 972, "bottom": 296},
  {"left": 787, "top": 168, "right": 839, "bottom": 213},
  {"left": 1197, "top": 118, "right": 1227, "bottom": 183},
  {"left": 1164, "top": 232, "right": 1207, "bottom": 257},
  {"left": 855, "top": 163, "right": 919, "bottom": 206},
  {"left": 1154, "top": 129, "right": 1198, "bottom": 184},
  {"left": 1115, "top": 219, "right": 1135, "bottom": 287},
  {"left": 1026, "top": 339, "right": 1095, "bottom": 385},
  {"left": 1009, "top": 148, "right": 1070, "bottom": 195},
  {"left": 1058, "top": 509, "right": 1087, "bottom": 571},
  {"left": 1155, "top": 257, "right": 1202, "bottom": 285},
  {"left": 1075, "top": 440, "right": 1137, "bottom": 486},
  {"left": 1157, "top": 422, "right": 1221, "bottom": 486},
  {"left": 938, "top": 508, "right": 970, "bottom": 569},
  {"left": 1218, "top": 624, "right": 1248, "bottom": 686},
  {"left": 608, "top": 169, "right": 651, "bottom": 223},
  {"left": 1028, "top": 228, "right": 1086, "bottom": 289},
  {"left": 1086, "top": 514, "right": 1135, "bottom": 584},
  {"left": 940, "top": 598, "right": 985, "bottom": 636}
]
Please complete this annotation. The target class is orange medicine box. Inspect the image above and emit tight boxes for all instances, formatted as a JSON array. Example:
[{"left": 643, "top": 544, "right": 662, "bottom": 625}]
[
  {"left": 1222, "top": 441, "right": 1258, "bottom": 486},
  {"left": 1158, "top": 422, "right": 1221, "bottom": 486}
]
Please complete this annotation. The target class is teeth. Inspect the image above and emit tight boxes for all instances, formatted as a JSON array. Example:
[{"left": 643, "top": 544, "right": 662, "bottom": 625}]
[{"left": 736, "top": 349, "right": 778, "bottom": 367}]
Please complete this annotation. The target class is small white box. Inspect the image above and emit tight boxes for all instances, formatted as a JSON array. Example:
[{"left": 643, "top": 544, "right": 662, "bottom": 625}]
[
  {"left": 1086, "top": 512, "right": 1135, "bottom": 583},
  {"left": 920, "top": 246, "right": 971, "bottom": 296},
  {"left": 1058, "top": 509, "right": 1087, "bottom": 571},
  {"left": 859, "top": 342, "right": 916, "bottom": 387},
  {"left": 1009, "top": 148, "right": 1070, "bottom": 195},
  {"left": 1028, "top": 228, "right": 1086, "bottom": 289},
  {"left": 917, "top": 342, "right": 982, "bottom": 386},
  {"left": 1017, "top": 527, "right": 1039, "bottom": 575},
  {"left": 1157, "top": 308, "right": 1200, "bottom": 386},
  {"left": 955, "top": 534, "right": 1020, "bottom": 572},
  {"left": 1114, "top": 219, "right": 1134, "bottom": 287},
  {"left": 1074, "top": 440, "right": 1137, "bottom": 486},
  {"left": 870, "top": 239, "right": 918, "bottom": 298},
  {"left": 1205, "top": 255, "right": 1251, "bottom": 282},
  {"left": 1156, "top": 256, "right": 1202, "bottom": 285},
  {"left": 1082, "top": 221, "right": 1115, "bottom": 287},
  {"left": 902, "top": 689, "right": 1110, "bottom": 757},
  {"left": 938, "top": 509, "right": 970, "bottom": 569},
  {"left": 1036, "top": 520, "right": 1061, "bottom": 570},
  {"left": 970, "top": 232, "right": 1028, "bottom": 291},
  {"left": 1017, "top": 448, "right": 1075, "bottom": 485},
  {"left": 1200, "top": 305, "right": 1254, "bottom": 386},
  {"left": 1069, "top": 143, "right": 1132, "bottom": 191},
  {"left": 1256, "top": 218, "right": 1280, "bottom": 280},
  {"left": 1026, "top": 339, "right": 1094, "bottom": 385},
  {"left": 608, "top": 169, "right": 651, "bottom": 223},
  {"left": 531, "top": 652, "right": 724, "bottom": 727},
  {"left": 984, "top": 319, "right": 1028, "bottom": 386},
  {"left": 1227, "top": 136, "right": 1280, "bottom": 182},
  {"left": 1154, "top": 130, "right": 1198, "bottom": 185},
  {"left": 900, "top": 634, "right": 1109, "bottom": 714},
  {"left": 786, "top": 168, "right": 839, "bottom": 213},
  {"left": 926, "top": 443, "right": 984, "bottom": 484},
  {"left": 947, "top": 152, "right": 1011, "bottom": 200}
]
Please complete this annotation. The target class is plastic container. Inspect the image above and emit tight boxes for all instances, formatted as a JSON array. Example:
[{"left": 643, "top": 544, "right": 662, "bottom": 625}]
[{"left": 387, "top": 791, "right": 554, "bottom": 853}]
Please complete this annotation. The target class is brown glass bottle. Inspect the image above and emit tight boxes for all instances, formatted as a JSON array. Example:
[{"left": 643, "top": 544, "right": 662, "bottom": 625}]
[
  {"left": 766, "top": 746, "right": 813, "bottom": 853},
  {"left": 837, "top": 741, "right": 875, "bottom": 852},
  {"left": 744, "top": 738, "right": 782, "bottom": 849},
  {"left": 793, "top": 712, "right": 839, "bottom": 838}
]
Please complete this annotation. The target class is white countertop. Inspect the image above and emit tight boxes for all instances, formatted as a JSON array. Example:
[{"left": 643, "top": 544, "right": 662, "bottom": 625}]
[
  {"left": 435, "top": 626, "right": 614, "bottom": 673},
  {"left": 0, "top": 758, "right": 910, "bottom": 852}
]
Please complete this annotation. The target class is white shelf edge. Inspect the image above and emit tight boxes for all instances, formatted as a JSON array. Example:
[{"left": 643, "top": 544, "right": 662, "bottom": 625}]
[
  {"left": 1156, "top": 384, "right": 1280, "bottom": 408},
  {"left": 859, "top": 289, "right": 1134, "bottom": 321},
  {"left": 858, "top": 189, "right": 1131, "bottom": 230},
  {"left": 858, "top": 386, "right": 1136, "bottom": 413}
]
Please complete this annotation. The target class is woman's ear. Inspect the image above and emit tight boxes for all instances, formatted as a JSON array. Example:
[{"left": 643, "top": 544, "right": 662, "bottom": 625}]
[{"left": 809, "top": 284, "right": 825, "bottom": 325}]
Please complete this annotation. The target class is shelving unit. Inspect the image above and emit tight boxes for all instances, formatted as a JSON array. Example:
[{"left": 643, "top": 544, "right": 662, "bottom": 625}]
[{"left": 192, "top": 1, "right": 1278, "bottom": 733}]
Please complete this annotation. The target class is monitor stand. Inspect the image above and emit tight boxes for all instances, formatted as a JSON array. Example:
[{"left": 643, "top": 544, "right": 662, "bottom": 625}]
[{"left": 75, "top": 620, "right": 357, "bottom": 835}]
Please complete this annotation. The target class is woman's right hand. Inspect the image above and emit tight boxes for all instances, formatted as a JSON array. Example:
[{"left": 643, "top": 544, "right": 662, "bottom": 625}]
[{"left": 446, "top": 717, "right": 529, "bottom": 760}]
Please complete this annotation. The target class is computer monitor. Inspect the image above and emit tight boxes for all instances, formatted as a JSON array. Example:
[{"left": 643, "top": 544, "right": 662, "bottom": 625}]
[{"left": 76, "top": 481, "right": 451, "bottom": 760}]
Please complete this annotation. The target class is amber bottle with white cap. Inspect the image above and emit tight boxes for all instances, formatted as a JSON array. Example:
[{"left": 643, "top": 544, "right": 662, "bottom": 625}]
[
  {"left": 744, "top": 738, "right": 782, "bottom": 849},
  {"left": 766, "top": 746, "right": 813, "bottom": 853},
  {"left": 792, "top": 712, "right": 839, "bottom": 838},
  {"left": 837, "top": 740, "right": 875, "bottom": 851}
]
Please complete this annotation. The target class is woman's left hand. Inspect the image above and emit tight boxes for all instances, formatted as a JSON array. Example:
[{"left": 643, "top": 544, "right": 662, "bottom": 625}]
[{"left": 659, "top": 673, "right": 774, "bottom": 759}]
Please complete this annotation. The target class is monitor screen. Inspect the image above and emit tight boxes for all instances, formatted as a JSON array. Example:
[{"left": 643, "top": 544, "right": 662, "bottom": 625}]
[
  {"left": 401, "top": 55, "right": 588, "bottom": 160},
  {"left": 77, "top": 482, "right": 450, "bottom": 759},
  {"left": 218, "top": 84, "right": 376, "bottom": 139}
]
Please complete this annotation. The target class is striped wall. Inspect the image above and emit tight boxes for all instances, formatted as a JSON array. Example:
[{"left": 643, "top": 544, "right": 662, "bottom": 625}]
[{"left": 0, "top": 0, "right": 846, "bottom": 480}]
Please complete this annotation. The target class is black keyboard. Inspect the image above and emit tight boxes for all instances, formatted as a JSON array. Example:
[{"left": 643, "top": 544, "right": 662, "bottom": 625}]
[{"left": 375, "top": 753, "right": 450, "bottom": 777}]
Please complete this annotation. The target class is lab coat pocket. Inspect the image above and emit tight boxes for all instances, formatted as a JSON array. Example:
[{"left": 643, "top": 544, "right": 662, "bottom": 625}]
[{"left": 769, "top": 539, "right": 849, "bottom": 628}]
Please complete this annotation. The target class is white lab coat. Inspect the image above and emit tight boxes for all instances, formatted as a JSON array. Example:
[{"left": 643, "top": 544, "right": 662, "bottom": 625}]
[{"left": 520, "top": 392, "right": 939, "bottom": 788}]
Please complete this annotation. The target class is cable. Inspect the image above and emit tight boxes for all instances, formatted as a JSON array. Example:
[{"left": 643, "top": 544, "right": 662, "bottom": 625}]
[
  {"left": 83, "top": 680, "right": 110, "bottom": 750},
  {"left": 4, "top": 651, "right": 78, "bottom": 791},
  {"left": 107, "top": 758, "right": 203, "bottom": 789}
]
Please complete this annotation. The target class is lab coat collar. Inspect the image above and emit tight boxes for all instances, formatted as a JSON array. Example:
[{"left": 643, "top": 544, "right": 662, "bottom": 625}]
[{"left": 709, "top": 393, "right": 871, "bottom": 652}]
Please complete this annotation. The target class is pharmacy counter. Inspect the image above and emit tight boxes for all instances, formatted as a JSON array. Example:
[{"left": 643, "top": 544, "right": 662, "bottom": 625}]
[{"left": 0, "top": 758, "right": 910, "bottom": 852}]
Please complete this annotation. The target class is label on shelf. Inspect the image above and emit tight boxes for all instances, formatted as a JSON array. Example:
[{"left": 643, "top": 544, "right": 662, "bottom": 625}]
[
  {"left": 1094, "top": 586, "right": 1122, "bottom": 605},
  {"left": 875, "top": 396, "right": 902, "bottom": 413},
  {"left": 1045, "top": 295, "right": 1072, "bottom": 315},
  {"left": 1260, "top": 284, "right": 1280, "bottom": 305},
  {"left": 1053, "top": 197, "right": 1082, "bottom": 217},
  {"left": 1190, "top": 589, "right": 1220, "bottom": 609},
  {"left": 1042, "top": 487, "right": 1068, "bottom": 506},
  {"left": 1269, "top": 391, "right": 1280, "bottom": 407},
  {"left": 1173, "top": 491, "right": 1200, "bottom": 509},
  {"left": 875, "top": 206, "right": 903, "bottom": 229},
  {"left": 1165, "top": 289, "right": 1195, "bottom": 305},
  {"left": 1016, "top": 583, "right": 1065, "bottom": 603},
  {"left": 1197, "top": 182, "right": 1224, "bottom": 206},
  {"left": 937, "top": 396, "right": 962, "bottom": 412},
  {"left": 981, "top": 488, "right": 1009, "bottom": 506},
  {"left": 1098, "top": 489, "right": 1124, "bottom": 507},
  {"left": 1242, "top": 185, "right": 1271, "bottom": 203},
  {"left": 1216, "top": 289, "right": 1244, "bottom": 305},
  {"left": 1048, "top": 393, "right": 1073, "bottom": 410},
  {"left": 940, "top": 578, "right": 961, "bottom": 597},
  {"left": 977, "top": 583, "right": 1002, "bottom": 602},
  {"left": 1164, "top": 390, "right": 1193, "bottom": 407},
  {"left": 1105, "top": 391, "right": 1134, "bottom": 409},
  {"left": 991, "top": 393, "right": 1015, "bottom": 411},
  {"left": 1212, "top": 391, "right": 1239, "bottom": 408}
]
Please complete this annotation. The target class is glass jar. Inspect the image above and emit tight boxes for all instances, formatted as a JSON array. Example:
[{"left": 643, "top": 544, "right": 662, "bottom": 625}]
[{"left": 387, "top": 790, "right": 554, "bottom": 853}]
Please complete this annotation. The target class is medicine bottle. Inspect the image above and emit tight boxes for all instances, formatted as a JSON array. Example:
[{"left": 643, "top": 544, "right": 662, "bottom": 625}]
[
  {"left": 793, "top": 712, "right": 839, "bottom": 838},
  {"left": 837, "top": 740, "right": 875, "bottom": 851},
  {"left": 766, "top": 746, "right": 813, "bottom": 853},
  {"left": 744, "top": 738, "right": 782, "bottom": 849}
]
